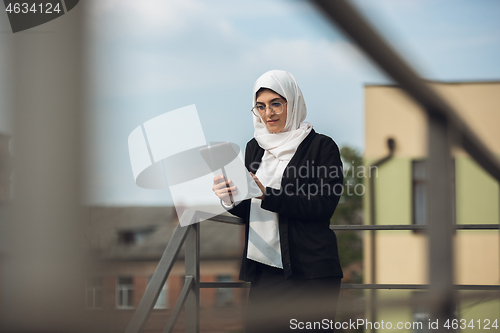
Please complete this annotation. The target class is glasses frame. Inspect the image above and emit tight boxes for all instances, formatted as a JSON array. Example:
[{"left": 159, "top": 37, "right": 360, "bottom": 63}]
[{"left": 251, "top": 101, "right": 287, "bottom": 117}]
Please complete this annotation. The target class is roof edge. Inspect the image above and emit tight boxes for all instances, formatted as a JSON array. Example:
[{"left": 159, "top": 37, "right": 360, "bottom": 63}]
[{"left": 364, "top": 79, "right": 500, "bottom": 87}]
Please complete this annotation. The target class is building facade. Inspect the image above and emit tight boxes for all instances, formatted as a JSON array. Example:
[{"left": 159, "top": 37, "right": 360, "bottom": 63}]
[
  {"left": 363, "top": 81, "right": 500, "bottom": 332},
  {"left": 83, "top": 206, "right": 247, "bottom": 333}
]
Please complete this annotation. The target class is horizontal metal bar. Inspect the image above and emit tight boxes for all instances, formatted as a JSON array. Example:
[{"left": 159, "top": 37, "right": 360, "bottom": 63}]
[
  {"left": 201, "top": 211, "right": 244, "bottom": 225},
  {"left": 199, "top": 282, "right": 250, "bottom": 288},
  {"left": 200, "top": 282, "right": 498, "bottom": 291},
  {"left": 342, "top": 284, "right": 427, "bottom": 290},
  {"left": 194, "top": 211, "right": 499, "bottom": 231},
  {"left": 343, "top": 284, "right": 499, "bottom": 290},
  {"left": 453, "top": 285, "right": 500, "bottom": 291},
  {"left": 163, "top": 276, "right": 194, "bottom": 333},
  {"left": 454, "top": 224, "right": 499, "bottom": 230},
  {"left": 330, "top": 224, "right": 499, "bottom": 230},
  {"left": 337, "top": 291, "right": 500, "bottom": 315}
]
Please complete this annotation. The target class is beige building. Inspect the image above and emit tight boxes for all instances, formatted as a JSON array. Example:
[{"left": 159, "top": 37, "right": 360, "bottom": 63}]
[{"left": 364, "top": 81, "right": 500, "bottom": 331}]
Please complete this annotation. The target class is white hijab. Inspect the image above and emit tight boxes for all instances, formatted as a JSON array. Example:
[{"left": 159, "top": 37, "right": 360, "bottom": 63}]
[{"left": 247, "top": 70, "right": 313, "bottom": 268}]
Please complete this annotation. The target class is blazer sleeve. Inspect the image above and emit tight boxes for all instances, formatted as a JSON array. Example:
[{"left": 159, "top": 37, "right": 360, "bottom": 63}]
[
  {"left": 221, "top": 140, "right": 254, "bottom": 221},
  {"left": 260, "top": 136, "right": 343, "bottom": 221},
  {"left": 224, "top": 197, "right": 250, "bottom": 220}
]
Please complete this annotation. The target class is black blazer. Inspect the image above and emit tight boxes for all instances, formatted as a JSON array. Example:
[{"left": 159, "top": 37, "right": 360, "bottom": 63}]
[{"left": 227, "top": 129, "right": 344, "bottom": 281}]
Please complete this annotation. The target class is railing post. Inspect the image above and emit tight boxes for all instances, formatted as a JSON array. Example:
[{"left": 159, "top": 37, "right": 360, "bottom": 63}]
[
  {"left": 368, "top": 166, "right": 378, "bottom": 333},
  {"left": 185, "top": 220, "right": 200, "bottom": 333},
  {"left": 427, "top": 113, "right": 455, "bottom": 332},
  {"left": 125, "top": 222, "right": 191, "bottom": 333}
]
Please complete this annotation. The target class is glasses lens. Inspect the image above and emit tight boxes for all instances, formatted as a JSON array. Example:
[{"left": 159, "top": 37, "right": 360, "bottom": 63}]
[
  {"left": 252, "top": 102, "right": 285, "bottom": 116},
  {"left": 270, "top": 102, "right": 283, "bottom": 114},
  {"left": 252, "top": 106, "right": 261, "bottom": 117}
]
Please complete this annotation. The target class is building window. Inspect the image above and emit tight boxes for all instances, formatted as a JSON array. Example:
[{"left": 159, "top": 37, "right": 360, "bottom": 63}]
[
  {"left": 412, "top": 160, "right": 427, "bottom": 226},
  {"left": 118, "top": 231, "right": 135, "bottom": 245},
  {"left": 117, "top": 227, "right": 155, "bottom": 246},
  {"left": 149, "top": 277, "right": 168, "bottom": 309},
  {"left": 216, "top": 275, "right": 233, "bottom": 307},
  {"left": 412, "top": 159, "right": 455, "bottom": 226},
  {"left": 86, "top": 277, "right": 102, "bottom": 309},
  {"left": 116, "top": 276, "right": 134, "bottom": 309}
]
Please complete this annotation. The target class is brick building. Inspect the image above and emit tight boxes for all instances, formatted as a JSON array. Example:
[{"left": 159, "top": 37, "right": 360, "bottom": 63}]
[{"left": 84, "top": 205, "right": 247, "bottom": 333}]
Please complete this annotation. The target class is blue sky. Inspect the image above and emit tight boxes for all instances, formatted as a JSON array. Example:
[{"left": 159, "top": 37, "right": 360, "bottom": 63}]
[{"left": 2, "top": 0, "right": 500, "bottom": 205}]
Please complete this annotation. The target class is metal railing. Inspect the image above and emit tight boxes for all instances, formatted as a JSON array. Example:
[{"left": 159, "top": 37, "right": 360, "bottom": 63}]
[
  {"left": 124, "top": 210, "right": 243, "bottom": 333},
  {"left": 125, "top": 0, "right": 500, "bottom": 332}
]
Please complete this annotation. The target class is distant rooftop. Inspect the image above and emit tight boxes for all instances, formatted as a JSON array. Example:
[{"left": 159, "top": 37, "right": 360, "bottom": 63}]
[{"left": 85, "top": 206, "right": 242, "bottom": 261}]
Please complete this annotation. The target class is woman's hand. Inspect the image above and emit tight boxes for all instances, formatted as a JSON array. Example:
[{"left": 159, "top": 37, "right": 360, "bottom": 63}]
[
  {"left": 212, "top": 175, "right": 237, "bottom": 205},
  {"left": 250, "top": 172, "right": 266, "bottom": 200}
]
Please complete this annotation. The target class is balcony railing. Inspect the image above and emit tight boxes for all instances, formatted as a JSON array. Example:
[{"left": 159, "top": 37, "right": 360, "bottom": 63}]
[
  {"left": 124, "top": 210, "right": 499, "bottom": 333},
  {"left": 125, "top": 0, "right": 500, "bottom": 332}
]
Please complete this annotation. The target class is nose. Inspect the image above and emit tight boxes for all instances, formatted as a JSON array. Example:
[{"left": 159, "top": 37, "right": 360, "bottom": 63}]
[{"left": 264, "top": 105, "right": 276, "bottom": 115}]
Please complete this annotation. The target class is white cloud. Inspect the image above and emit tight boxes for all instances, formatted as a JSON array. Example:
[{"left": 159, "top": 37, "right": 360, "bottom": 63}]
[
  {"left": 88, "top": 0, "right": 218, "bottom": 38},
  {"left": 93, "top": 36, "right": 378, "bottom": 97},
  {"left": 242, "top": 38, "right": 375, "bottom": 77}
]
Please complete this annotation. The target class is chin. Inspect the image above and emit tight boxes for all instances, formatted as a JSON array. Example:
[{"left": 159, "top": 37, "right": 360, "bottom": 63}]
[
  {"left": 265, "top": 120, "right": 284, "bottom": 133},
  {"left": 269, "top": 127, "right": 284, "bottom": 133}
]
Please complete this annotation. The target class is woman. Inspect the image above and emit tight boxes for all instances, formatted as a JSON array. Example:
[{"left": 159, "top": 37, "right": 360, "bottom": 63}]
[{"left": 212, "top": 70, "right": 343, "bottom": 332}]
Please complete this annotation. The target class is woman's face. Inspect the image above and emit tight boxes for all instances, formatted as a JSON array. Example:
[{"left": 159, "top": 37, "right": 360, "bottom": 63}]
[{"left": 255, "top": 89, "right": 288, "bottom": 134}]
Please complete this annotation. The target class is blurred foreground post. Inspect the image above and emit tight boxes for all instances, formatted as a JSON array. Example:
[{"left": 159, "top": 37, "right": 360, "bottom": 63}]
[
  {"left": 427, "top": 113, "right": 456, "bottom": 329},
  {"left": 2, "top": 4, "right": 87, "bottom": 333}
]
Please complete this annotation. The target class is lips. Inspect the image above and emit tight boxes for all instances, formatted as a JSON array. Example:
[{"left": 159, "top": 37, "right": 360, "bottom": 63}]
[{"left": 267, "top": 119, "right": 278, "bottom": 124}]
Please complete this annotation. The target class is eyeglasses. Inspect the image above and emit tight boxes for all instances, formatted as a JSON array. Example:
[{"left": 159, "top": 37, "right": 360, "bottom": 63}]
[{"left": 251, "top": 101, "right": 287, "bottom": 117}]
